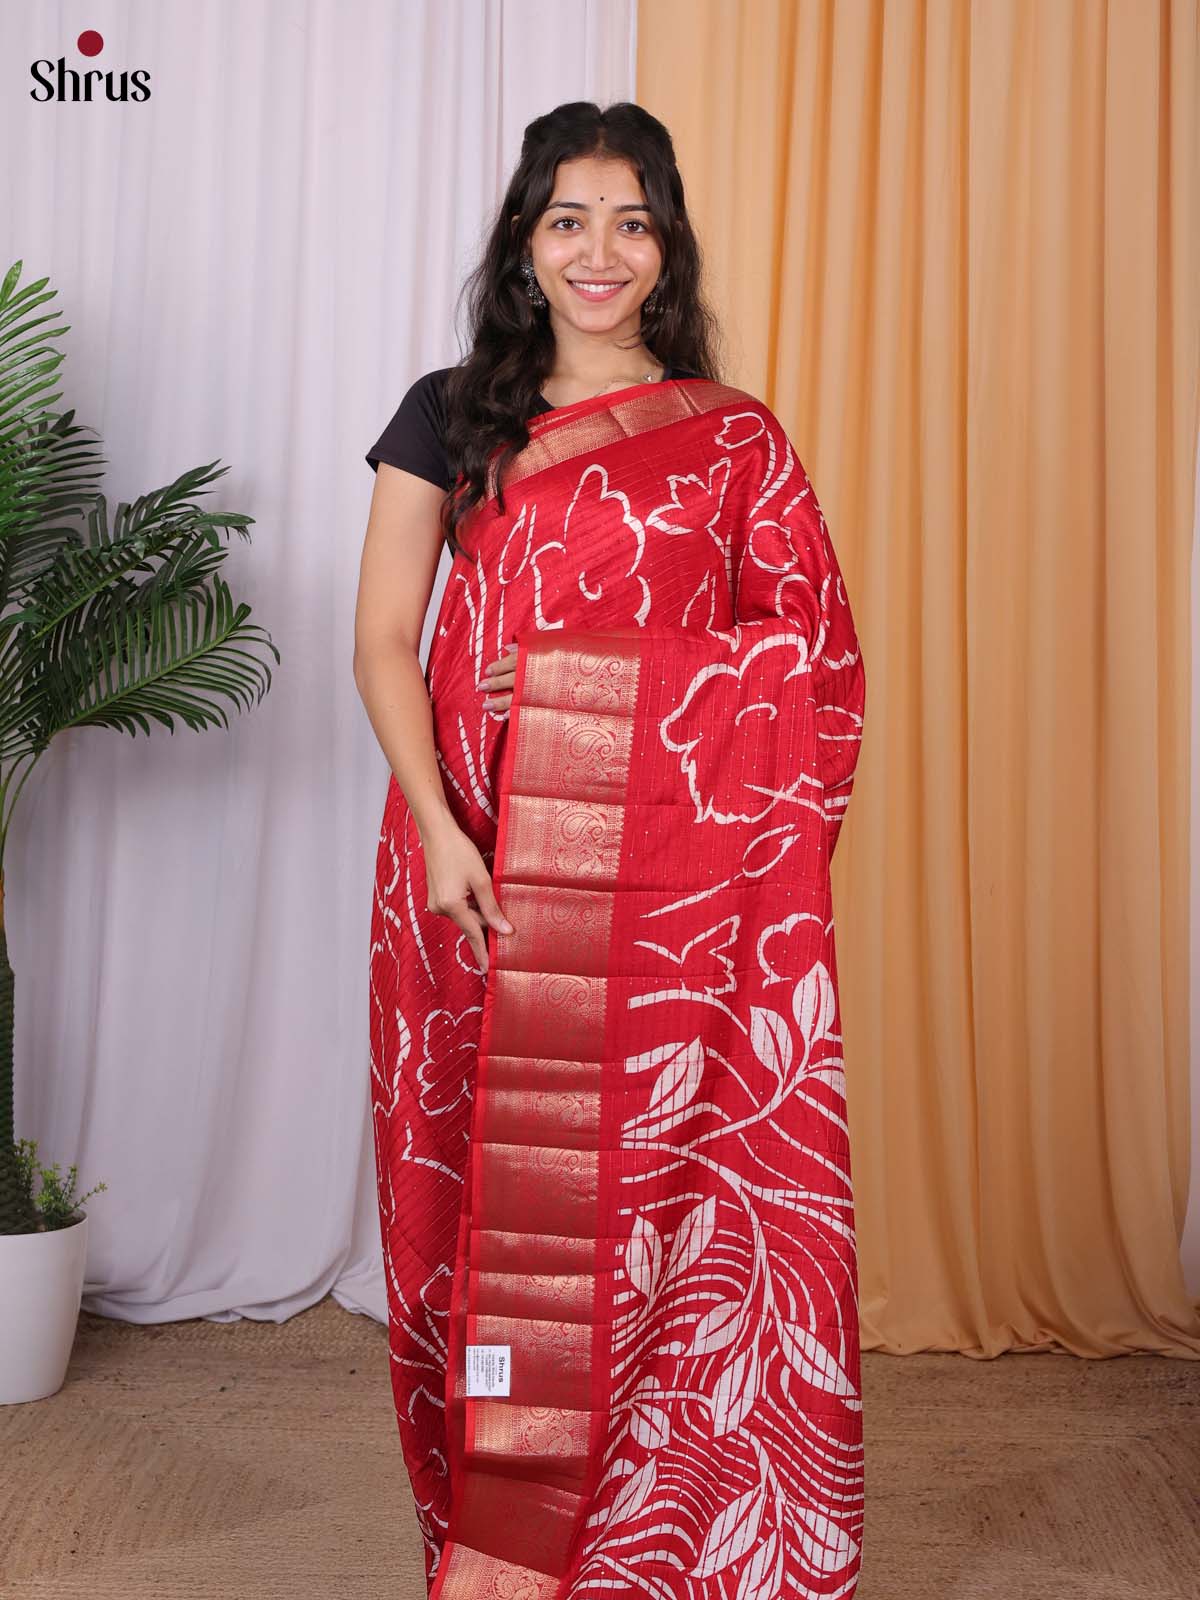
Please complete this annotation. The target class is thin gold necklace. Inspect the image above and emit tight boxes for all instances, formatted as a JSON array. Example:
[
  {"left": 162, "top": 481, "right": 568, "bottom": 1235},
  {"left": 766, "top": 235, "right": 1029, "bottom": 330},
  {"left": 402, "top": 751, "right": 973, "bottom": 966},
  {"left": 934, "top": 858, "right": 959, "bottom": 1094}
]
[{"left": 548, "top": 363, "right": 664, "bottom": 402}]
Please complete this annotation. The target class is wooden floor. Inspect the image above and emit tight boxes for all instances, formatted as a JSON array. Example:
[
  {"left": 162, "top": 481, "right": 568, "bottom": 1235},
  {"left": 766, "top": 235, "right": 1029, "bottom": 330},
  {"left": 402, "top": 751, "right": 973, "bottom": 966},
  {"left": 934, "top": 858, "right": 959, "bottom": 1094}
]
[{"left": 0, "top": 1295, "right": 1196, "bottom": 1598}]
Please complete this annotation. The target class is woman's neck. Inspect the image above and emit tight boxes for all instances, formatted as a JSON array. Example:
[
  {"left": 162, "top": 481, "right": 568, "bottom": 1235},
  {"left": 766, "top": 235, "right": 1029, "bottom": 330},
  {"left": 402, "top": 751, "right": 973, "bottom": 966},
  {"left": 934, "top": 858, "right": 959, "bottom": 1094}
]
[{"left": 540, "top": 353, "right": 665, "bottom": 408}]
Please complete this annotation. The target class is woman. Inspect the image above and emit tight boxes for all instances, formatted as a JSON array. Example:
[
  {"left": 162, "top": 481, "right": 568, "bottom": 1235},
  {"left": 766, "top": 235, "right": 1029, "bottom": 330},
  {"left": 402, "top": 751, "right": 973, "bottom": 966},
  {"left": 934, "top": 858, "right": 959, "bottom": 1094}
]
[{"left": 354, "top": 101, "right": 867, "bottom": 1600}]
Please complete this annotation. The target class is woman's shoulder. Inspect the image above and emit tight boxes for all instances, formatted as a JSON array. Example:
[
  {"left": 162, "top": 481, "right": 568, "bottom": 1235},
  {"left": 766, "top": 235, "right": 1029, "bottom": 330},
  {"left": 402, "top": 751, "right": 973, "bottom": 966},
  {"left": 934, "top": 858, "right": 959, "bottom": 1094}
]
[
  {"left": 412, "top": 364, "right": 457, "bottom": 393},
  {"left": 400, "top": 365, "right": 457, "bottom": 416},
  {"left": 365, "top": 366, "right": 460, "bottom": 485},
  {"left": 670, "top": 370, "right": 767, "bottom": 410},
  {"left": 391, "top": 365, "right": 465, "bottom": 440},
  {"left": 672, "top": 380, "right": 801, "bottom": 458}
]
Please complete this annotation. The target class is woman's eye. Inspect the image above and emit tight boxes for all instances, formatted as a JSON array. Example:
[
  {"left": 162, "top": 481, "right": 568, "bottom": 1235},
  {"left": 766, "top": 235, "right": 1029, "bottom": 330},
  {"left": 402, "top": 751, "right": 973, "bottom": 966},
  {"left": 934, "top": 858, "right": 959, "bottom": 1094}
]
[{"left": 549, "top": 218, "right": 649, "bottom": 233}]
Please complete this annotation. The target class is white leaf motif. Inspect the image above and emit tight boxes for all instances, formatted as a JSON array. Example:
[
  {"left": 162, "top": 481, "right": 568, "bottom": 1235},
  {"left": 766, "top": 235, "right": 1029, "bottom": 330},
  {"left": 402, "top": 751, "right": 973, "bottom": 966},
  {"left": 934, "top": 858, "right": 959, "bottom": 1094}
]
[
  {"left": 736, "top": 1526, "right": 784, "bottom": 1600},
  {"left": 625, "top": 1214, "right": 664, "bottom": 1301},
  {"left": 644, "top": 1038, "right": 705, "bottom": 1119},
  {"left": 750, "top": 1006, "right": 793, "bottom": 1083},
  {"left": 694, "top": 1484, "right": 766, "bottom": 1578},
  {"left": 608, "top": 1457, "right": 657, "bottom": 1526},
  {"left": 690, "top": 1297, "right": 744, "bottom": 1356},
  {"left": 711, "top": 1345, "right": 760, "bottom": 1435},
  {"left": 793, "top": 962, "right": 835, "bottom": 1051},
  {"left": 627, "top": 1040, "right": 687, "bottom": 1075},
  {"left": 663, "top": 1195, "right": 718, "bottom": 1287},
  {"left": 630, "top": 1376, "right": 671, "bottom": 1449},
  {"left": 788, "top": 1502, "right": 861, "bottom": 1575},
  {"left": 777, "top": 1319, "right": 856, "bottom": 1397}
]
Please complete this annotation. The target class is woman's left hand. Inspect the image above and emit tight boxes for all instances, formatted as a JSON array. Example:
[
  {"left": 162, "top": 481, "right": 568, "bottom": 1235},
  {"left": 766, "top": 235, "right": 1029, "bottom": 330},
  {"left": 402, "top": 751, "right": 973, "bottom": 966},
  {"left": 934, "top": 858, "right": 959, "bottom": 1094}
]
[{"left": 480, "top": 642, "right": 518, "bottom": 712}]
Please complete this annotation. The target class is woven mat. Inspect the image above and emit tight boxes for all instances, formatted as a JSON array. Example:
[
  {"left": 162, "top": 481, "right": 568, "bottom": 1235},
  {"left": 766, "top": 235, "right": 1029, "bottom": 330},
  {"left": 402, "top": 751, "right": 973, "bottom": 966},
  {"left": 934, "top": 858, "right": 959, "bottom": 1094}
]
[{"left": 0, "top": 1296, "right": 1196, "bottom": 1598}]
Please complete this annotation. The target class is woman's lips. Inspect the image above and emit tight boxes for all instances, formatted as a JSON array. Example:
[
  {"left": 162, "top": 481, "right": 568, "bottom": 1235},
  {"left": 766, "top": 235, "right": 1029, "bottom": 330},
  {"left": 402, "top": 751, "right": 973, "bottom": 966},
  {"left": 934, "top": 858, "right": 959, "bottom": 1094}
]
[{"left": 567, "top": 280, "right": 629, "bottom": 302}]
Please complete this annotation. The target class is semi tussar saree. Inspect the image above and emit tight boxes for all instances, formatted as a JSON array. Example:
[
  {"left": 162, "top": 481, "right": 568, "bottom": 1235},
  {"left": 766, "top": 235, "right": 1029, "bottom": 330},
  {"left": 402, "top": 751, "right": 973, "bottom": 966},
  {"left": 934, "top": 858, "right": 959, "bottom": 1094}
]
[{"left": 369, "top": 377, "right": 867, "bottom": 1600}]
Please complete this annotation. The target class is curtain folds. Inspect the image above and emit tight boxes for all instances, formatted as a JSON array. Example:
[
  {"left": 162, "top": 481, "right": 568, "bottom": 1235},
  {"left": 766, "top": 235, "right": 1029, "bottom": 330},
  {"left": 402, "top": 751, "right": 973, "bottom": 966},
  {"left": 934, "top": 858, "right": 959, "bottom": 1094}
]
[
  {"left": 3, "top": 0, "right": 636, "bottom": 1326},
  {"left": 636, "top": 0, "right": 1200, "bottom": 1357}
]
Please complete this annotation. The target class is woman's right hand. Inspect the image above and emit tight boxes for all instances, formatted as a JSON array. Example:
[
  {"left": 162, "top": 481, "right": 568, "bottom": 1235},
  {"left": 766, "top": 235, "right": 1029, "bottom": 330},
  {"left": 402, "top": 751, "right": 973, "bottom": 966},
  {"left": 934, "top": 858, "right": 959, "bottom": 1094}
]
[{"left": 421, "top": 821, "right": 514, "bottom": 973}]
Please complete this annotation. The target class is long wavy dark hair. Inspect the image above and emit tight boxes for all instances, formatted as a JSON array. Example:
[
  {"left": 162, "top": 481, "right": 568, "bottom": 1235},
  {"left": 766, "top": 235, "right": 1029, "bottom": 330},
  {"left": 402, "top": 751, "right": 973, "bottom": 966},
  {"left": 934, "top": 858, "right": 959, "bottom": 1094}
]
[{"left": 440, "top": 100, "right": 724, "bottom": 557}]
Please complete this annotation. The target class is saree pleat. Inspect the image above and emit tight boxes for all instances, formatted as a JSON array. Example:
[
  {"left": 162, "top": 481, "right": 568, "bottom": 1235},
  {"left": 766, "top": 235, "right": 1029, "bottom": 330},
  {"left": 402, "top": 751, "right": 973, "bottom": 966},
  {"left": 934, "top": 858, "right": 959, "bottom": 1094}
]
[{"left": 369, "top": 380, "right": 867, "bottom": 1600}]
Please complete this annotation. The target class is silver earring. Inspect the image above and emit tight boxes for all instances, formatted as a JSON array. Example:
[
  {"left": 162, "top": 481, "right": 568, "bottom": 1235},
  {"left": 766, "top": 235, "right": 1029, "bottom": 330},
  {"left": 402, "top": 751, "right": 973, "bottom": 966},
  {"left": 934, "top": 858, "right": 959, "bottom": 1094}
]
[{"left": 520, "top": 257, "right": 547, "bottom": 309}]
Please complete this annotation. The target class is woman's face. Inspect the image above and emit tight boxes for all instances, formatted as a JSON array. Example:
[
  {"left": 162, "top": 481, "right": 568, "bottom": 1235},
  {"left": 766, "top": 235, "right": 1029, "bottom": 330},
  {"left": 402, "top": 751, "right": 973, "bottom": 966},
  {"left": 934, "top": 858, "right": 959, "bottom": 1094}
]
[{"left": 527, "top": 155, "right": 664, "bottom": 339}]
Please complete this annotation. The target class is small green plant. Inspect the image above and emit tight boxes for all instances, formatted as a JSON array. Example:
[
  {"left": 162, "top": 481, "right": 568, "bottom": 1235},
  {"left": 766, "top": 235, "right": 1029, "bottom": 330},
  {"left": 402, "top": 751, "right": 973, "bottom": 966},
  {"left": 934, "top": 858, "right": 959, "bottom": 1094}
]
[{"left": 14, "top": 1137, "right": 106, "bottom": 1231}]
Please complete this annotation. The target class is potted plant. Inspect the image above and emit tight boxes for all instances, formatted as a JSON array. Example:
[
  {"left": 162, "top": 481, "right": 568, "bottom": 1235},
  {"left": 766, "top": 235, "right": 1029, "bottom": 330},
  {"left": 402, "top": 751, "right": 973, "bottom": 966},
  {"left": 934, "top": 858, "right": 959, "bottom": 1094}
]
[
  {"left": 4, "top": 1140, "right": 107, "bottom": 1406},
  {"left": 0, "top": 259, "right": 279, "bottom": 1404}
]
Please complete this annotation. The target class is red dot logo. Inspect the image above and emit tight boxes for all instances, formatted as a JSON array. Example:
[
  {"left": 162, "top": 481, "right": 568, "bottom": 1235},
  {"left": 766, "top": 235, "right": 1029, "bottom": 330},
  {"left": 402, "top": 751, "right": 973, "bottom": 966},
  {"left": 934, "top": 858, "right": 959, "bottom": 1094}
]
[{"left": 76, "top": 30, "right": 104, "bottom": 57}]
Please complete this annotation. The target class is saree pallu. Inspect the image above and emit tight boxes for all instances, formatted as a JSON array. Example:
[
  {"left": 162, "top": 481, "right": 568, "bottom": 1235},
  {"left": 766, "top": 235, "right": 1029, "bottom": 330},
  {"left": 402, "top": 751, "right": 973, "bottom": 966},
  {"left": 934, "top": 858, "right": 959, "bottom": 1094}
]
[{"left": 369, "top": 379, "right": 867, "bottom": 1600}]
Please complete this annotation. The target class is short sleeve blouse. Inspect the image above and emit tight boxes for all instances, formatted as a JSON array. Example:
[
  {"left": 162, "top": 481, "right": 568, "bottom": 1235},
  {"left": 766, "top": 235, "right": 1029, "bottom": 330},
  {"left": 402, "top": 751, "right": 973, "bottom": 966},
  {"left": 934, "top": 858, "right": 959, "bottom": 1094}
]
[{"left": 365, "top": 364, "right": 699, "bottom": 491}]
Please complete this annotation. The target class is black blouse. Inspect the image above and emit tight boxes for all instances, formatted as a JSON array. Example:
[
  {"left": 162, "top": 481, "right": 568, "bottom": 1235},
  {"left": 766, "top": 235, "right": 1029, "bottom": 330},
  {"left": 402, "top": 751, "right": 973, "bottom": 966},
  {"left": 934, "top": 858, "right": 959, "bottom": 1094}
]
[{"left": 365, "top": 365, "right": 700, "bottom": 491}]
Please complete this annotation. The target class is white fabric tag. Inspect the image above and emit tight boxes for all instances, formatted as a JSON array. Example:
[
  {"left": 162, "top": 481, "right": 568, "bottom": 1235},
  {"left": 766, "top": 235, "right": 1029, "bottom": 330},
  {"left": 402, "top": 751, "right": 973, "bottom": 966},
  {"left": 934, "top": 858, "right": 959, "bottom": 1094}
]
[{"left": 465, "top": 1343, "right": 511, "bottom": 1396}]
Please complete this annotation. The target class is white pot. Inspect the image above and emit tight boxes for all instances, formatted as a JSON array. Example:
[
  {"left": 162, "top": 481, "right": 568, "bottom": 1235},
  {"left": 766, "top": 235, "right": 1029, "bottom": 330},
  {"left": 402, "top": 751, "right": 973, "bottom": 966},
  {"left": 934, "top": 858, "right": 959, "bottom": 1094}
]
[{"left": 0, "top": 1212, "right": 89, "bottom": 1404}]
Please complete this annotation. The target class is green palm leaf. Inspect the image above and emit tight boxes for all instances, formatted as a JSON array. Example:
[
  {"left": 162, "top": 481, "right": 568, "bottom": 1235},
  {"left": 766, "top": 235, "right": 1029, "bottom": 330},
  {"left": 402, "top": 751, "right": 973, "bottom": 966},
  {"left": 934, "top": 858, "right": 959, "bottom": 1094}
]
[
  {"left": 41, "top": 573, "right": 278, "bottom": 737},
  {"left": 0, "top": 258, "right": 280, "bottom": 1232}
]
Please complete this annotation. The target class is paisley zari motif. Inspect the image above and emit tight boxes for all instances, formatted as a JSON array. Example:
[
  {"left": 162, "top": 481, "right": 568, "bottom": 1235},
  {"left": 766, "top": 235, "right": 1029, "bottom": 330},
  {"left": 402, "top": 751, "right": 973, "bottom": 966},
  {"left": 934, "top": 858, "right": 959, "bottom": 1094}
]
[{"left": 369, "top": 378, "right": 868, "bottom": 1600}]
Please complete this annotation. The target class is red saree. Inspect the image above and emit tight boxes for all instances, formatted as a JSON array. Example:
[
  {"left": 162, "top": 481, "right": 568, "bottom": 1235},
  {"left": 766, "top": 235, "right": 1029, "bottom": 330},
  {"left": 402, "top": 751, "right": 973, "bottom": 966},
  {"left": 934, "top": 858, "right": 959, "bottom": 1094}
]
[{"left": 369, "top": 378, "right": 867, "bottom": 1600}]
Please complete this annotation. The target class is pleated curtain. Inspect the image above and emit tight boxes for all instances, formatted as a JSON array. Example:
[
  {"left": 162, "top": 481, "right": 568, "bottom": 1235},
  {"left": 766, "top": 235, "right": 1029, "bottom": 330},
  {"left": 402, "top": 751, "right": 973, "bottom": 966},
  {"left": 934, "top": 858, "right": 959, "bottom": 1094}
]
[
  {"left": 636, "top": 0, "right": 1200, "bottom": 1356},
  {"left": 1, "top": 0, "right": 637, "bottom": 1324}
]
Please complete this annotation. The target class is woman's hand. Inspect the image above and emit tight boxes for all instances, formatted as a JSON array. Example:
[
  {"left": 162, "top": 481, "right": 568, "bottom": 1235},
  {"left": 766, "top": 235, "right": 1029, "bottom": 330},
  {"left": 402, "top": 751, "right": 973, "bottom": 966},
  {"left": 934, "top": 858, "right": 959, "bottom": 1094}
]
[
  {"left": 421, "top": 818, "right": 513, "bottom": 973},
  {"left": 480, "top": 641, "right": 519, "bottom": 713},
  {"left": 417, "top": 642, "right": 522, "bottom": 973}
]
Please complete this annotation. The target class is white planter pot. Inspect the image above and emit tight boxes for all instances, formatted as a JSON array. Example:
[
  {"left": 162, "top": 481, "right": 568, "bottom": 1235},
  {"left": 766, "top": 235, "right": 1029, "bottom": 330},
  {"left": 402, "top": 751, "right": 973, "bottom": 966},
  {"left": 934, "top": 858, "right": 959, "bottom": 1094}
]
[{"left": 0, "top": 1212, "right": 89, "bottom": 1404}]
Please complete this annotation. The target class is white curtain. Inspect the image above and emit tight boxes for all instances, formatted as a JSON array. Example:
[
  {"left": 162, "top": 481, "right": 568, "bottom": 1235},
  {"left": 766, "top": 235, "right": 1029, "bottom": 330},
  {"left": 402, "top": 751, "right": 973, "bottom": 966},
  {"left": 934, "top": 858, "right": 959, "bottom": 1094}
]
[{"left": 0, "top": 0, "right": 636, "bottom": 1324}]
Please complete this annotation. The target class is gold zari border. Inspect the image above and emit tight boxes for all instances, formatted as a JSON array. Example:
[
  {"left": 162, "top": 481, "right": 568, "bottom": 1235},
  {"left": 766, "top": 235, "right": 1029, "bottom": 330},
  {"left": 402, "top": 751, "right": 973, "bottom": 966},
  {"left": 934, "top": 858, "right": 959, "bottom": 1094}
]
[
  {"left": 486, "top": 377, "right": 750, "bottom": 501},
  {"left": 431, "top": 632, "right": 642, "bottom": 1600}
]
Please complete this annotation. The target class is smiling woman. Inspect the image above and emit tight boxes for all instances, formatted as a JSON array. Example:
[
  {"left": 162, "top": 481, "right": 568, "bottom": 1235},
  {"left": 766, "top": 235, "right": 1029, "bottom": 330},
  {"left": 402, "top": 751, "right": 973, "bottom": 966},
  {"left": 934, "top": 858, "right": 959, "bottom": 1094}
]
[
  {"left": 524, "top": 163, "right": 669, "bottom": 407},
  {"left": 354, "top": 100, "right": 867, "bottom": 1600}
]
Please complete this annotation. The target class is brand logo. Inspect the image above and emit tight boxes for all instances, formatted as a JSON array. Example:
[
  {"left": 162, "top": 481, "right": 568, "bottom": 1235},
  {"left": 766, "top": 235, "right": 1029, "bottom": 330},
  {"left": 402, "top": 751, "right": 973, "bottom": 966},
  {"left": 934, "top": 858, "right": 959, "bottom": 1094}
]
[{"left": 30, "top": 30, "right": 152, "bottom": 103}]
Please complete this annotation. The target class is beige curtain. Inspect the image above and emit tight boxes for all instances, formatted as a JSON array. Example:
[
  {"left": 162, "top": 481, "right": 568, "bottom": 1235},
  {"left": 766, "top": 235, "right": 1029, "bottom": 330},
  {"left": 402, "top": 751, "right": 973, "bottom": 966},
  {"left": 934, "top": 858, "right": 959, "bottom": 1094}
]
[{"left": 637, "top": 0, "right": 1200, "bottom": 1358}]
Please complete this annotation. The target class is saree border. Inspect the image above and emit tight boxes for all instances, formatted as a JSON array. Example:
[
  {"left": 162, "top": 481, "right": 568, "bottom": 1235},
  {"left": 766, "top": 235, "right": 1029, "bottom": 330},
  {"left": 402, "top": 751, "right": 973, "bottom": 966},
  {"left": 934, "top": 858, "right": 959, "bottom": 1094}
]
[
  {"left": 431, "top": 630, "right": 643, "bottom": 1600},
  {"left": 484, "top": 377, "right": 751, "bottom": 502}
]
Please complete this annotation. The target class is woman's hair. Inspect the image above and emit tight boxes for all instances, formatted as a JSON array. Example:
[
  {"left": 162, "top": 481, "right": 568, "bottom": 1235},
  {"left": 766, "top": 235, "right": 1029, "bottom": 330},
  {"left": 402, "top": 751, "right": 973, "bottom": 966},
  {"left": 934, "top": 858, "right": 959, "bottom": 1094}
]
[{"left": 440, "top": 100, "right": 724, "bottom": 556}]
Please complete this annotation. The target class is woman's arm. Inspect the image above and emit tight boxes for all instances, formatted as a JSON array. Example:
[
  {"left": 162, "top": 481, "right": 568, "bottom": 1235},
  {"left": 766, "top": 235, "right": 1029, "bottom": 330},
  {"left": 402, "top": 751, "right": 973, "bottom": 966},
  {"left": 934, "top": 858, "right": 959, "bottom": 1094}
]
[
  {"left": 352, "top": 463, "right": 457, "bottom": 842},
  {"left": 353, "top": 464, "right": 513, "bottom": 969}
]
